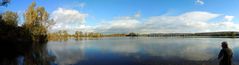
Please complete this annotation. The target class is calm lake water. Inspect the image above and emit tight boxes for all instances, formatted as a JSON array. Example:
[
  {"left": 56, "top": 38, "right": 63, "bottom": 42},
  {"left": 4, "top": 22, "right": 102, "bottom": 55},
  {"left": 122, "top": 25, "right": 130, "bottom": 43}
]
[{"left": 47, "top": 37, "right": 239, "bottom": 65}]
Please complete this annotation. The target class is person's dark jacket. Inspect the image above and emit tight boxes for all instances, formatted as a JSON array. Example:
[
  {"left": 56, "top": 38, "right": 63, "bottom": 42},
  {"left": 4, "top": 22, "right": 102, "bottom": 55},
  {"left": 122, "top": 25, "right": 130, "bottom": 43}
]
[{"left": 218, "top": 48, "right": 233, "bottom": 65}]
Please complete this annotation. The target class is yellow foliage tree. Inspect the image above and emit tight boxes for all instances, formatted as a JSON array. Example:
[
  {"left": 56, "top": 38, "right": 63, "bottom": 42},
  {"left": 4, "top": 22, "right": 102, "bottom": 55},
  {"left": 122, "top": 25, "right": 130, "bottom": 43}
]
[{"left": 23, "top": 2, "right": 51, "bottom": 43}]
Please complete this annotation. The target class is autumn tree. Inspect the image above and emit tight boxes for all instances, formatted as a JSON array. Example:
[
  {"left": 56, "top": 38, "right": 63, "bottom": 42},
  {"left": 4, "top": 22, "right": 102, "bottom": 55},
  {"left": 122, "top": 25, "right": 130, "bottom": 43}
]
[
  {"left": 63, "top": 30, "right": 68, "bottom": 38},
  {"left": 75, "top": 31, "right": 84, "bottom": 37},
  {"left": 23, "top": 2, "right": 53, "bottom": 43},
  {"left": 2, "top": 11, "right": 18, "bottom": 27}
]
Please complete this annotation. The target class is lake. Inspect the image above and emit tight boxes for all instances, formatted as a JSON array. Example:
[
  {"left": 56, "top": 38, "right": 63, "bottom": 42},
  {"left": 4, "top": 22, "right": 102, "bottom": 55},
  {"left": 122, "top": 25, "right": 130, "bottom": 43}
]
[{"left": 47, "top": 37, "right": 239, "bottom": 65}]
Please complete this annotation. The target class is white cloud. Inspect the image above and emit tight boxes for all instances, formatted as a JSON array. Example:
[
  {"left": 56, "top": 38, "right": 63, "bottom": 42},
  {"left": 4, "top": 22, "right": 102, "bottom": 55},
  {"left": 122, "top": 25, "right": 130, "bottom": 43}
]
[
  {"left": 50, "top": 8, "right": 90, "bottom": 33},
  {"left": 208, "top": 15, "right": 238, "bottom": 31},
  {"left": 139, "top": 11, "right": 220, "bottom": 33},
  {"left": 93, "top": 11, "right": 239, "bottom": 33},
  {"left": 195, "top": 0, "right": 204, "bottom": 5},
  {"left": 224, "top": 15, "right": 234, "bottom": 22},
  {"left": 49, "top": 9, "right": 239, "bottom": 34},
  {"left": 95, "top": 17, "right": 140, "bottom": 34}
]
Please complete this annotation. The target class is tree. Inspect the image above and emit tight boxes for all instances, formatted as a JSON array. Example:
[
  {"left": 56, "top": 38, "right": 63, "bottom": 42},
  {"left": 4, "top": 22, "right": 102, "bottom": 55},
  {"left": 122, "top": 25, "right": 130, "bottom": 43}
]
[
  {"left": 75, "top": 31, "right": 79, "bottom": 37},
  {"left": 24, "top": 2, "right": 37, "bottom": 30},
  {"left": 23, "top": 2, "right": 52, "bottom": 43},
  {"left": 126, "top": 32, "right": 138, "bottom": 37},
  {"left": 75, "top": 31, "right": 83, "bottom": 37},
  {"left": 23, "top": 2, "right": 53, "bottom": 34},
  {"left": 1, "top": 11, "right": 18, "bottom": 27},
  {"left": 63, "top": 30, "right": 68, "bottom": 38},
  {"left": 0, "top": 1, "right": 53, "bottom": 65}
]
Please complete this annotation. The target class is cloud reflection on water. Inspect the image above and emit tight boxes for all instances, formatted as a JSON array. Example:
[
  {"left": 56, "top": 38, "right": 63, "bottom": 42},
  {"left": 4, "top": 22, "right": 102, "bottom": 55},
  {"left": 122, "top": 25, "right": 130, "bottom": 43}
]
[
  {"left": 86, "top": 38, "right": 220, "bottom": 61},
  {"left": 47, "top": 39, "right": 86, "bottom": 65},
  {"left": 47, "top": 37, "right": 239, "bottom": 65}
]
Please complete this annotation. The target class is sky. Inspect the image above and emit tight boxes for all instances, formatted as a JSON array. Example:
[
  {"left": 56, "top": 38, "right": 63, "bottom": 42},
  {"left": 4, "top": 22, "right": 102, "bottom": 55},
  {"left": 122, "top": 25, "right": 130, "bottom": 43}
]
[{"left": 2, "top": 0, "right": 239, "bottom": 34}]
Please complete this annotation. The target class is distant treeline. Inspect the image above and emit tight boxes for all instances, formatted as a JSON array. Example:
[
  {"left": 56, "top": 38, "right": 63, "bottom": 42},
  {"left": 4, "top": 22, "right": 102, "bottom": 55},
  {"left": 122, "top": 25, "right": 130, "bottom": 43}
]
[
  {"left": 49, "top": 31, "right": 239, "bottom": 39},
  {"left": 48, "top": 30, "right": 128, "bottom": 41},
  {"left": 48, "top": 31, "right": 103, "bottom": 41},
  {"left": 140, "top": 31, "right": 239, "bottom": 38},
  {"left": 108, "top": 32, "right": 239, "bottom": 38}
]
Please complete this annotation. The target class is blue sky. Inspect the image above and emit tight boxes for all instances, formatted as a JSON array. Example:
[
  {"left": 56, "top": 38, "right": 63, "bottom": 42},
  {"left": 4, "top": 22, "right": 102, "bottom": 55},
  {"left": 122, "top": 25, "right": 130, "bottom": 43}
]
[{"left": 2, "top": 0, "right": 239, "bottom": 34}]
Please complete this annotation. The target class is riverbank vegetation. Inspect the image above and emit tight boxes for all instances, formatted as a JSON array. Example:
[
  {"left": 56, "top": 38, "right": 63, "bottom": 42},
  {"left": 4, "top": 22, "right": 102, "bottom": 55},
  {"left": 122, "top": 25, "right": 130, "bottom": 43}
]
[
  {"left": 48, "top": 30, "right": 128, "bottom": 41},
  {"left": 48, "top": 31, "right": 239, "bottom": 41},
  {"left": 0, "top": 1, "right": 53, "bottom": 65}
]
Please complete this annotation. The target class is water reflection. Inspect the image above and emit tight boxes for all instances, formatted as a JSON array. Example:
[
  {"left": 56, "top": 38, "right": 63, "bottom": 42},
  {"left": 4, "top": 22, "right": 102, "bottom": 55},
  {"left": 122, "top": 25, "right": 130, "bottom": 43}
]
[
  {"left": 47, "top": 39, "right": 85, "bottom": 65},
  {"left": 47, "top": 37, "right": 239, "bottom": 65},
  {"left": 0, "top": 42, "right": 54, "bottom": 65}
]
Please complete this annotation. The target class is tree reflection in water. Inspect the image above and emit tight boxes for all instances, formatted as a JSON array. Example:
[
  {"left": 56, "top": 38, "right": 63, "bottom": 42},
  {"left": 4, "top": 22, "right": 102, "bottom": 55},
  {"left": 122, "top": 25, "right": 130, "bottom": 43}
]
[
  {"left": 24, "top": 42, "right": 55, "bottom": 65},
  {"left": 0, "top": 41, "right": 55, "bottom": 65}
]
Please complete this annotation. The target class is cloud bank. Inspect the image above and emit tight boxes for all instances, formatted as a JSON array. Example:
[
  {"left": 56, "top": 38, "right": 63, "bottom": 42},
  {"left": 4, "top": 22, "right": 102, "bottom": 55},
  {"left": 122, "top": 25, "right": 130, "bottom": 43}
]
[
  {"left": 50, "top": 8, "right": 92, "bottom": 33},
  {"left": 50, "top": 8, "right": 239, "bottom": 34}
]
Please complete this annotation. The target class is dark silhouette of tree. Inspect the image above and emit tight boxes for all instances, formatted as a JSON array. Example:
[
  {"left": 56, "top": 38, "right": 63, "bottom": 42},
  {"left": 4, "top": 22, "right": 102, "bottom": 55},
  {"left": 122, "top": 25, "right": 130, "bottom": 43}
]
[
  {"left": 0, "top": 0, "right": 10, "bottom": 6},
  {"left": 126, "top": 32, "right": 138, "bottom": 37}
]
